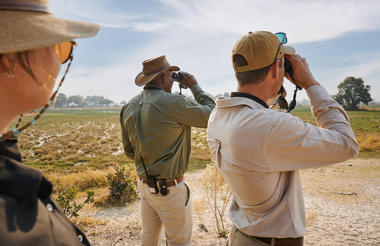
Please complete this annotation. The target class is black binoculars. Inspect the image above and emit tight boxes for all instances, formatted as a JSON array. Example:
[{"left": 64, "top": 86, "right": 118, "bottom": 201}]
[{"left": 172, "top": 72, "right": 187, "bottom": 89}]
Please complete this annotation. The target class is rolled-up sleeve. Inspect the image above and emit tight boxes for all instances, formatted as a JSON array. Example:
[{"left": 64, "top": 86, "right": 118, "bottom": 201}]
[
  {"left": 264, "top": 85, "right": 359, "bottom": 171},
  {"left": 166, "top": 84, "right": 215, "bottom": 128},
  {"left": 120, "top": 108, "right": 135, "bottom": 160}
]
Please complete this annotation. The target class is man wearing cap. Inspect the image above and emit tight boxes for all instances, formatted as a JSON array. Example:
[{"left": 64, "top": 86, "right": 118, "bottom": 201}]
[
  {"left": 207, "top": 31, "right": 359, "bottom": 245},
  {"left": 120, "top": 55, "right": 215, "bottom": 245}
]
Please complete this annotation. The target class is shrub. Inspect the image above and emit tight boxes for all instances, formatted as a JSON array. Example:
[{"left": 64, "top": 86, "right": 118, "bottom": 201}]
[
  {"left": 106, "top": 166, "right": 138, "bottom": 205},
  {"left": 56, "top": 180, "right": 94, "bottom": 219},
  {"left": 201, "top": 162, "right": 232, "bottom": 238}
]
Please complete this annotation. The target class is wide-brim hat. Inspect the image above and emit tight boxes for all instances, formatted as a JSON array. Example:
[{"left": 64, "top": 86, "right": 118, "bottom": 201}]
[
  {"left": 135, "top": 55, "right": 179, "bottom": 87},
  {"left": 0, "top": 0, "right": 100, "bottom": 54},
  {"left": 232, "top": 31, "right": 295, "bottom": 72}
]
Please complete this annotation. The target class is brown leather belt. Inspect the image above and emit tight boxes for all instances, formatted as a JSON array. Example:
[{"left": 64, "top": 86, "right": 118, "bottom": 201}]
[
  {"left": 140, "top": 176, "right": 184, "bottom": 187},
  {"left": 238, "top": 229, "right": 304, "bottom": 246}
]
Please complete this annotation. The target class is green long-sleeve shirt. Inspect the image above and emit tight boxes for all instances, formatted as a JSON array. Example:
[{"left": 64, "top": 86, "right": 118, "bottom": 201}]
[{"left": 120, "top": 84, "right": 215, "bottom": 180}]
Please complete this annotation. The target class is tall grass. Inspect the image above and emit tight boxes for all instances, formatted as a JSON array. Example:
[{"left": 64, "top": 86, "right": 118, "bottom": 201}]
[{"left": 48, "top": 169, "right": 109, "bottom": 191}]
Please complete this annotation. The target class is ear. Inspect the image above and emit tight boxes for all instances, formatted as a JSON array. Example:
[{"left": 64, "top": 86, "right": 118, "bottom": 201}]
[
  {"left": 162, "top": 72, "right": 169, "bottom": 83},
  {"left": 162, "top": 71, "right": 172, "bottom": 84},
  {"left": 0, "top": 54, "right": 16, "bottom": 71},
  {"left": 270, "top": 60, "right": 280, "bottom": 79}
]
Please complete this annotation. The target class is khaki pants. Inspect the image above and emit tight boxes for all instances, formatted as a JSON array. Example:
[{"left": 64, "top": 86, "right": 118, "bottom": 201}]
[{"left": 137, "top": 179, "right": 192, "bottom": 246}]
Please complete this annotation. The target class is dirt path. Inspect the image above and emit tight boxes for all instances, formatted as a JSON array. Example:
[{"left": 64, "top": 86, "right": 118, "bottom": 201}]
[{"left": 82, "top": 158, "right": 380, "bottom": 245}]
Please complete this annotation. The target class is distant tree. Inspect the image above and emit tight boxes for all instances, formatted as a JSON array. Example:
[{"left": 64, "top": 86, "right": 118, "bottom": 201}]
[
  {"left": 67, "top": 95, "right": 84, "bottom": 107},
  {"left": 120, "top": 100, "right": 126, "bottom": 105},
  {"left": 55, "top": 93, "right": 68, "bottom": 108},
  {"left": 333, "top": 76, "right": 372, "bottom": 111},
  {"left": 84, "top": 95, "right": 104, "bottom": 107},
  {"left": 101, "top": 98, "right": 114, "bottom": 107}
]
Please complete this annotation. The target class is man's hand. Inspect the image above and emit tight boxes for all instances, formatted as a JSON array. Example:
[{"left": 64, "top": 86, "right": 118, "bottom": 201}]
[
  {"left": 178, "top": 71, "right": 198, "bottom": 88},
  {"left": 284, "top": 54, "right": 320, "bottom": 90}
]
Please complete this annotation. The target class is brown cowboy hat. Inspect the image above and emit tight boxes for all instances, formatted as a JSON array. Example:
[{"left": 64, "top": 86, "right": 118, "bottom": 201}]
[
  {"left": 135, "top": 55, "right": 179, "bottom": 87},
  {"left": 0, "top": 0, "right": 100, "bottom": 54}
]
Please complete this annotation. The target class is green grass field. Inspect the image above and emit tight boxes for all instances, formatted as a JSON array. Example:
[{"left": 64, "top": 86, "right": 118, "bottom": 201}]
[
  {"left": 292, "top": 106, "right": 380, "bottom": 158},
  {"left": 15, "top": 106, "right": 379, "bottom": 191}
]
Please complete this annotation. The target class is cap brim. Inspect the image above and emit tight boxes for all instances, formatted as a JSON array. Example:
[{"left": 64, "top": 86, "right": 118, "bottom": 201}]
[
  {"left": 279, "top": 45, "right": 296, "bottom": 58},
  {"left": 0, "top": 11, "right": 100, "bottom": 54},
  {"left": 135, "top": 65, "right": 179, "bottom": 87}
]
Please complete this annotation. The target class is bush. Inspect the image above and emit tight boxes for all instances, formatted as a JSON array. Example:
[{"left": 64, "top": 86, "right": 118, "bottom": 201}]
[
  {"left": 201, "top": 162, "right": 232, "bottom": 238},
  {"left": 106, "top": 166, "right": 138, "bottom": 205},
  {"left": 56, "top": 180, "right": 94, "bottom": 219}
]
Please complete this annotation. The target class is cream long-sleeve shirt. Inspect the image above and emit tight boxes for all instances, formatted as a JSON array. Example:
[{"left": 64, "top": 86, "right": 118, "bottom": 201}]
[{"left": 207, "top": 85, "right": 359, "bottom": 238}]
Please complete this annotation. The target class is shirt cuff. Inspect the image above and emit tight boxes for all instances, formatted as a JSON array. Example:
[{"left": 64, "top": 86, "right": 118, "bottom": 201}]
[
  {"left": 190, "top": 84, "right": 204, "bottom": 95},
  {"left": 306, "top": 84, "right": 349, "bottom": 121},
  {"left": 306, "top": 84, "right": 331, "bottom": 106}
]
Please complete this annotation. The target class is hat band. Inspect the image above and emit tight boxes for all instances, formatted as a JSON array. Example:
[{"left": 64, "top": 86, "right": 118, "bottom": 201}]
[
  {"left": 0, "top": 0, "right": 50, "bottom": 13},
  {"left": 143, "top": 65, "right": 171, "bottom": 76}
]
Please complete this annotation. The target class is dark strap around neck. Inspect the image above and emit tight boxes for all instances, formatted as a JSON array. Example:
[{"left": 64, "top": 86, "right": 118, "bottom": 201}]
[
  {"left": 231, "top": 92, "right": 269, "bottom": 108},
  {"left": 144, "top": 85, "right": 162, "bottom": 91},
  {"left": 0, "top": 0, "right": 50, "bottom": 13}
]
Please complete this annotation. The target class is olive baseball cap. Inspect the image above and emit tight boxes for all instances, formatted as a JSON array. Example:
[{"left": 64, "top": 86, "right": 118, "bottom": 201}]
[{"left": 232, "top": 31, "right": 295, "bottom": 72}]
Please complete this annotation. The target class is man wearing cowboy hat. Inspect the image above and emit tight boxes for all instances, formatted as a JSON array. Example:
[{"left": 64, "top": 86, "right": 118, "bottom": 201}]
[
  {"left": 120, "top": 55, "right": 215, "bottom": 245},
  {"left": 207, "top": 31, "right": 358, "bottom": 245}
]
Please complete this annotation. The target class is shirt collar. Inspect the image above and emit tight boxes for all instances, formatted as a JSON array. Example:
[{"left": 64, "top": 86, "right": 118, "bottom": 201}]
[
  {"left": 0, "top": 138, "right": 52, "bottom": 203},
  {"left": 230, "top": 92, "right": 269, "bottom": 108},
  {"left": 144, "top": 85, "right": 162, "bottom": 91}
]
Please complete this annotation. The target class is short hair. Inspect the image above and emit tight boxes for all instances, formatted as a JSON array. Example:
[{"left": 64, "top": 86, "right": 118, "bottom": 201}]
[
  {"left": 233, "top": 54, "right": 283, "bottom": 86},
  {"left": 144, "top": 72, "right": 164, "bottom": 88}
]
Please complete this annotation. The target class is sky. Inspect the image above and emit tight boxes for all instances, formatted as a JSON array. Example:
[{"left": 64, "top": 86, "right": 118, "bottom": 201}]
[{"left": 51, "top": 0, "right": 380, "bottom": 103}]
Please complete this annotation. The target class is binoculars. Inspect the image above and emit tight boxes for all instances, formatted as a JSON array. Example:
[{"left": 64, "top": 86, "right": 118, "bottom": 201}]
[{"left": 172, "top": 72, "right": 187, "bottom": 89}]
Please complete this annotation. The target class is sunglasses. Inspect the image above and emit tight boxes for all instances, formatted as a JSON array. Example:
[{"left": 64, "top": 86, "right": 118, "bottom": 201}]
[
  {"left": 54, "top": 41, "right": 76, "bottom": 64},
  {"left": 273, "top": 32, "right": 287, "bottom": 63}
]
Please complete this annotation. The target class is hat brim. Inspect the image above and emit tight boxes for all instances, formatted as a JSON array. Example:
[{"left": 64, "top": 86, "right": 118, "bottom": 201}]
[
  {"left": 279, "top": 45, "right": 296, "bottom": 58},
  {"left": 135, "top": 65, "right": 180, "bottom": 87},
  {"left": 0, "top": 11, "right": 100, "bottom": 54}
]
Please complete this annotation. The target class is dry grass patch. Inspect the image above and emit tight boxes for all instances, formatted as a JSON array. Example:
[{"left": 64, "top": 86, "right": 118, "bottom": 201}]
[
  {"left": 72, "top": 216, "right": 107, "bottom": 227},
  {"left": 93, "top": 195, "right": 110, "bottom": 208},
  {"left": 48, "top": 169, "right": 110, "bottom": 191},
  {"left": 356, "top": 134, "right": 380, "bottom": 152}
]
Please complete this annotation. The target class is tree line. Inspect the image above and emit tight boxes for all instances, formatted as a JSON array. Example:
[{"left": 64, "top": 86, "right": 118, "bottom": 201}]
[{"left": 54, "top": 93, "right": 118, "bottom": 108}]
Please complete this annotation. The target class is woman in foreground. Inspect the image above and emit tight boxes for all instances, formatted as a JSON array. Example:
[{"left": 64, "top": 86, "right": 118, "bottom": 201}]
[{"left": 0, "top": 0, "right": 99, "bottom": 245}]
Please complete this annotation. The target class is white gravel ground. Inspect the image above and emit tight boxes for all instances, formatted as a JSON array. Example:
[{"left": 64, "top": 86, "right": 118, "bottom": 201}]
[{"left": 84, "top": 158, "right": 380, "bottom": 246}]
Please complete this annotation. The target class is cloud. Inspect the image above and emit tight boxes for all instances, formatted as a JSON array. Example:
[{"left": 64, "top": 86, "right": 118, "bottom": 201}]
[
  {"left": 52, "top": 0, "right": 380, "bottom": 41},
  {"left": 51, "top": 0, "right": 380, "bottom": 102},
  {"left": 60, "top": 63, "right": 142, "bottom": 103},
  {"left": 157, "top": 0, "right": 380, "bottom": 43},
  {"left": 318, "top": 56, "right": 380, "bottom": 99}
]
